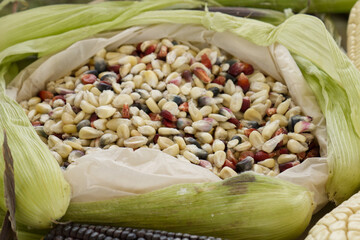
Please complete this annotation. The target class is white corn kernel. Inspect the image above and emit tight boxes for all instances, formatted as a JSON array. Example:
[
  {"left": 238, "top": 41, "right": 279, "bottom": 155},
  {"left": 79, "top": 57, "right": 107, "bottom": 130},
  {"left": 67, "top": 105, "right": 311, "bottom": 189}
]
[
  {"left": 234, "top": 141, "right": 252, "bottom": 152},
  {"left": 145, "top": 98, "right": 161, "bottom": 113},
  {"left": 123, "top": 136, "right": 148, "bottom": 148},
  {"left": 249, "top": 130, "right": 265, "bottom": 150},
  {"left": 95, "top": 106, "right": 116, "bottom": 119},
  {"left": 214, "top": 151, "right": 226, "bottom": 168},
  {"left": 287, "top": 139, "right": 309, "bottom": 153},
  {"left": 183, "top": 150, "right": 200, "bottom": 164},
  {"left": 107, "top": 118, "right": 131, "bottom": 131},
  {"left": 112, "top": 94, "right": 134, "bottom": 108},
  {"left": 244, "top": 108, "right": 262, "bottom": 122},
  {"left": 79, "top": 127, "right": 104, "bottom": 139},
  {"left": 80, "top": 100, "right": 96, "bottom": 114},
  {"left": 276, "top": 98, "right": 291, "bottom": 115},
  {"left": 195, "top": 132, "right": 213, "bottom": 144},
  {"left": 219, "top": 167, "right": 237, "bottom": 179},
  {"left": 270, "top": 114, "right": 288, "bottom": 127},
  {"left": 163, "top": 144, "right": 180, "bottom": 157},
  {"left": 262, "top": 134, "right": 284, "bottom": 153},
  {"left": 277, "top": 154, "right": 297, "bottom": 164},
  {"left": 138, "top": 126, "right": 156, "bottom": 136},
  {"left": 288, "top": 132, "right": 307, "bottom": 143},
  {"left": 229, "top": 92, "right": 243, "bottom": 112},
  {"left": 173, "top": 136, "right": 186, "bottom": 150},
  {"left": 158, "top": 127, "right": 180, "bottom": 135},
  {"left": 212, "top": 139, "right": 225, "bottom": 152},
  {"left": 262, "top": 120, "right": 280, "bottom": 140}
]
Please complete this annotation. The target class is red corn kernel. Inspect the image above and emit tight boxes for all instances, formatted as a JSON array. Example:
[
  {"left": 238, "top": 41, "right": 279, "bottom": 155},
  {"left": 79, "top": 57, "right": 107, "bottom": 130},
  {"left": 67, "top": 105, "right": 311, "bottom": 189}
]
[
  {"left": 144, "top": 44, "right": 156, "bottom": 55},
  {"left": 81, "top": 74, "right": 97, "bottom": 85},
  {"left": 307, "top": 148, "right": 320, "bottom": 158},
  {"left": 157, "top": 45, "right": 168, "bottom": 59},
  {"left": 193, "top": 68, "right": 211, "bottom": 83},
  {"left": 228, "top": 118, "right": 240, "bottom": 128},
  {"left": 38, "top": 90, "right": 54, "bottom": 101},
  {"left": 31, "top": 121, "right": 42, "bottom": 126},
  {"left": 136, "top": 42, "right": 142, "bottom": 52},
  {"left": 160, "top": 110, "right": 177, "bottom": 122},
  {"left": 297, "top": 152, "right": 306, "bottom": 161},
  {"left": 181, "top": 70, "right": 192, "bottom": 82},
  {"left": 179, "top": 102, "right": 189, "bottom": 112},
  {"left": 266, "top": 108, "right": 277, "bottom": 117},
  {"left": 237, "top": 73, "right": 250, "bottom": 92},
  {"left": 52, "top": 95, "right": 66, "bottom": 103},
  {"left": 153, "top": 134, "right": 160, "bottom": 144},
  {"left": 212, "top": 75, "right": 226, "bottom": 86},
  {"left": 201, "top": 54, "right": 212, "bottom": 69},
  {"left": 254, "top": 151, "right": 270, "bottom": 162},
  {"left": 226, "top": 149, "right": 237, "bottom": 165},
  {"left": 273, "top": 127, "right": 288, "bottom": 137},
  {"left": 162, "top": 119, "right": 176, "bottom": 128},
  {"left": 240, "top": 97, "right": 251, "bottom": 112},
  {"left": 90, "top": 113, "right": 98, "bottom": 128},
  {"left": 149, "top": 113, "right": 161, "bottom": 121},
  {"left": 107, "top": 64, "right": 121, "bottom": 74},
  {"left": 238, "top": 151, "right": 255, "bottom": 161},
  {"left": 244, "top": 128, "right": 256, "bottom": 137},
  {"left": 241, "top": 62, "right": 254, "bottom": 75},
  {"left": 279, "top": 161, "right": 300, "bottom": 172},
  {"left": 228, "top": 62, "right": 242, "bottom": 76},
  {"left": 121, "top": 104, "right": 130, "bottom": 119},
  {"left": 278, "top": 147, "right": 289, "bottom": 155},
  {"left": 146, "top": 63, "right": 152, "bottom": 70},
  {"left": 223, "top": 159, "right": 236, "bottom": 170}
]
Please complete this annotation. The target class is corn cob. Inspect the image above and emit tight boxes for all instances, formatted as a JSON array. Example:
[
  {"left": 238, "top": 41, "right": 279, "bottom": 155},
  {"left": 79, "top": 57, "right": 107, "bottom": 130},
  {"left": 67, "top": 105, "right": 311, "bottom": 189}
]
[
  {"left": 306, "top": 190, "right": 360, "bottom": 240},
  {"left": 63, "top": 172, "right": 314, "bottom": 240},
  {"left": 44, "top": 223, "right": 221, "bottom": 240}
]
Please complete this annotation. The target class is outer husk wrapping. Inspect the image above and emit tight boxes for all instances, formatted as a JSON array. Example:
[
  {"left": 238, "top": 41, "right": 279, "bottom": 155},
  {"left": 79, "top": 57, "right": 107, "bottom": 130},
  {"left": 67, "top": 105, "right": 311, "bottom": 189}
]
[
  {"left": 0, "top": 0, "right": 360, "bottom": 236},
  {"left": 64, "top": 172, "right": 314, "bottom": 240}
]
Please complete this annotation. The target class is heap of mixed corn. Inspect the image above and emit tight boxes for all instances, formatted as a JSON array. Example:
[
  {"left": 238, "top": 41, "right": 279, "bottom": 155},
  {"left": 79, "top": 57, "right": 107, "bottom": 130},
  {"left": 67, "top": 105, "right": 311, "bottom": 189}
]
[{"left": 19, "top": 38, "right": 319, "bottom": 179}]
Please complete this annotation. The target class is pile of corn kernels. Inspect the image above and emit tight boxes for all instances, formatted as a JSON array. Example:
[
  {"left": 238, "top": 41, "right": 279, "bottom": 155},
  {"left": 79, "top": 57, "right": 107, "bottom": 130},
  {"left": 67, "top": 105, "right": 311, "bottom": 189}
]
[{"left": 20, "top": 38, "right": 320, "bottom": 179}]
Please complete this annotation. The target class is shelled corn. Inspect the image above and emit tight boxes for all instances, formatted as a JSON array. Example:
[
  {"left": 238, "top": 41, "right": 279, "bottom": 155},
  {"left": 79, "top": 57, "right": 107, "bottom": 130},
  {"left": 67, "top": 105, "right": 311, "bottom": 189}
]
[{"left": 20, "top": 39, "right": 319, "bottom": 179}]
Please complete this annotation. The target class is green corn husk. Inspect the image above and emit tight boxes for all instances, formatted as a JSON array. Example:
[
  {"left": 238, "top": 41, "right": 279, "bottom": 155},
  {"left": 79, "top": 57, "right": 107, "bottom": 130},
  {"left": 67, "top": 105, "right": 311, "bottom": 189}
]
[
  {"left": 0, "top": 65, "right": 71, "bottom": 229},
  {"left": 63, "top": 172, "right": 314, "bottom": 240},
  {"left": 1, "top": 0, "right": 360, "bottom": 236},
  {"left": 211, "top": 0, "right": 358, "bottom": 13}
]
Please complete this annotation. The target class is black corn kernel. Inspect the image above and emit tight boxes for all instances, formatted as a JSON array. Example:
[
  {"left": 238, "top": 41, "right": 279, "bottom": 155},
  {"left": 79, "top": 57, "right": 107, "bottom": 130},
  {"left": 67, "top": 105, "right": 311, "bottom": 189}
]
[
  {"left": 121, "top": 230, "right": 130, "bottom": 240},
  {"left": 97, "top": 233, "right": 106, "bottom": 240},
  {"left": 83, "top": 229, "right": 94, "bottom": 240},
  {"left": 97, "top": 81, "right": 113, "bottom": 92},
  {"left": 89, "top": 232, "right": 99, "bottom": 240},
  {"left": 126, "top": 233, "right": 137, "bottom": 240},
  {"left": 63, "top": 225, "right": 72, "bottom": 237},
  {"left": 70, "top": 226, "right": 80, "bottom": 238},
  {"left": 100, "top": 226, "right": 110, "bottom": 234},
  {"left": 113, "top": 229, "right": 123, "bottom": 238},
  {"left": 208, "top": 87, "right": 220, "bottom": 96},
  {"left": 45, "top": 223, "right": 222, "bottom": 240},
  {"left": 84, "top": 70, "right": 98, "bottom": 77},
  {"left": 106, "top": 228, "right": 116, "bottom": 236},
  {"left": 231, "top": 135, "right": 242, "bottom": 143},
  {"left": 95, "top": 59, "right": 107, "bottom": 73},
  {"left": 76, "top": 227, "right": 87, "bottom": 238}
]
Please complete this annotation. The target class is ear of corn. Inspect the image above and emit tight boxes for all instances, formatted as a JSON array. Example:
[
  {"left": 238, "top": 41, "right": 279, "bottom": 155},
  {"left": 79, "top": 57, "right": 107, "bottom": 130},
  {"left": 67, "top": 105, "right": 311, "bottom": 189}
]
[
  {"left": 0, "top": 66, "right": 71, "bottom": 228},
  {"left": 347, "top": 0, "right": 360, "bottom": 70},
  {"left": 210, "top": 0, "right": 358, "bottom": 13},
  {"left": 44, "top": 223, "right": 221, "bottom": 240},
  {"left": 63, "top": 172, "right": 314, "bottom": 240},
  {"left": 1, "top": 0, "right": 360, "bottom": 234},
  {"left": 306, "top": 190, "right": 360, "bottom": 239}
]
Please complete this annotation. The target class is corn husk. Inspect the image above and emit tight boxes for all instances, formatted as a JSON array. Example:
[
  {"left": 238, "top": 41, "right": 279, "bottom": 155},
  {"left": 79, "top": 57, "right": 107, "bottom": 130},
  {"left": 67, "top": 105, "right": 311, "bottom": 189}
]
[
  {"left": 64, "top": 172, "right": 314, "bottom": 240},
  {"left": 1, "top": 0, "right": 360, "bottom": 236},
  {"left": 0, "top": 67, "right": 71, "bottom": 229}
]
